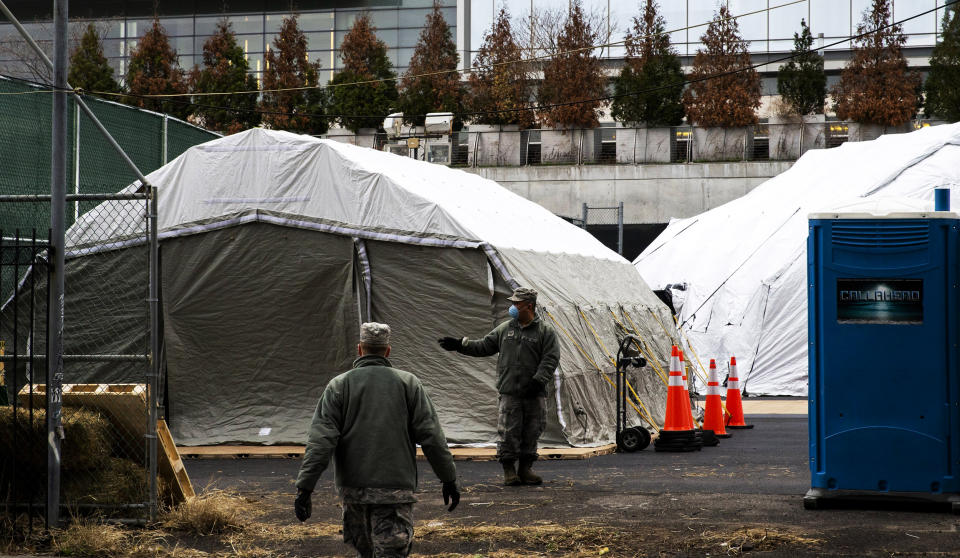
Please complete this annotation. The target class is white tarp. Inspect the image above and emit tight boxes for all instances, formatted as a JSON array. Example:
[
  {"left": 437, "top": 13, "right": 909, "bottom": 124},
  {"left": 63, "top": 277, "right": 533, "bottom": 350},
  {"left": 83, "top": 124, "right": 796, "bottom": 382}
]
[{"left": 634, "top": 123, "right": 960, "bottom": 396}]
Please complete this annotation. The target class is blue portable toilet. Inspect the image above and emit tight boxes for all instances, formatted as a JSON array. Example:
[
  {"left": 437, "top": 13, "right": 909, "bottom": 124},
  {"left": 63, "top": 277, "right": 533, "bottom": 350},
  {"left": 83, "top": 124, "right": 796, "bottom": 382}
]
[{"left": 806, "top": 194, "right": 960, "bottom": 511}]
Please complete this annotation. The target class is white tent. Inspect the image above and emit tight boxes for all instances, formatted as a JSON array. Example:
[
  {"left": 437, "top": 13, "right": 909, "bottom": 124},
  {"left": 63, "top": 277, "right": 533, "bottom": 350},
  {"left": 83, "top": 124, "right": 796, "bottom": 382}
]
[
  {"left": 634, "top": 123, "right": 960, "bottom": 396},
  {"left": 5, "top": 128, "right": 674, "bottom": 446}
]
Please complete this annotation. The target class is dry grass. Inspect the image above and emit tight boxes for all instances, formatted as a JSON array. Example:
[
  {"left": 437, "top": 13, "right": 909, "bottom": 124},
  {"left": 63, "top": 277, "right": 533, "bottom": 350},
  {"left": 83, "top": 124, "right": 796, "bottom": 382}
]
[
  {"left": 51, "top": 516, "right": 128, "bottom": 557},
  {"left": 415, "top": 521, "right": 628, "bottom": 556},
  {"left": 685, "top": 526, "right": 823, "bottom": 556},
  {"left": 161, "top": 490, "right": 252, "bottom": 536}
]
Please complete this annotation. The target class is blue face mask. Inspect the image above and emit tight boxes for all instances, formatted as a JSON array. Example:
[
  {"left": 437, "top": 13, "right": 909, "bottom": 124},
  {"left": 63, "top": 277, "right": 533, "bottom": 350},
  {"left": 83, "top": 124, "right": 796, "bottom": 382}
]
[{"left": 508, "top": 305, "right": 520, "bottom": 319}]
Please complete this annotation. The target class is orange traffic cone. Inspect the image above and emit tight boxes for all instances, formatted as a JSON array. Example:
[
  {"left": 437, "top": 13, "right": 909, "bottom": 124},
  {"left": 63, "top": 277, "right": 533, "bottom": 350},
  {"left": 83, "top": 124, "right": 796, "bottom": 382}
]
[
  {"left": 654, "top": 345, "right": 700, "bottom": 452},
  {"left": 683, "top": 350, "right": 714, "bottom": 447},
  {"left": 702, "top": 358, "right": 731, "bottom": 438},
  {"left": 725, "top": 356, "right": 753, "bottom": 429},
  {"left": 680, "top": 350, "right": 694, "bottom": 430}
]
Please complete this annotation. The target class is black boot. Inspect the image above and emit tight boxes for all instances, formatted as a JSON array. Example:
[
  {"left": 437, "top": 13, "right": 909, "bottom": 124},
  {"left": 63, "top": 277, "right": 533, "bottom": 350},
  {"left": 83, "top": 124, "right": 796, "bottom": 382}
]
[
  {"left": 502, "top": 460, "right": 522, "bottom": 486},
  {"left": 518, "top": 457, "right": 542, "bottom": 485}
]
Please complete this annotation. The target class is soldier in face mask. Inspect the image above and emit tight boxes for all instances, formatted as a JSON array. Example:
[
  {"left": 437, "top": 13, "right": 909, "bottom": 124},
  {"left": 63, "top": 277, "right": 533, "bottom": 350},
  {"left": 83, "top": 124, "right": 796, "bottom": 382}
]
[{"left": 438, "top": 287, "right": 561, "bottom": 486}]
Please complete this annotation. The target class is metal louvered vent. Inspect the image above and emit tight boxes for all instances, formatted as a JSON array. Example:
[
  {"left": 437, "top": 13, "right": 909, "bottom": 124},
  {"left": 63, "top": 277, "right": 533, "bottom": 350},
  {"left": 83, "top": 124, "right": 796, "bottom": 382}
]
[{"left": 831, "top": 222, "right": 929, "bottom": 247}]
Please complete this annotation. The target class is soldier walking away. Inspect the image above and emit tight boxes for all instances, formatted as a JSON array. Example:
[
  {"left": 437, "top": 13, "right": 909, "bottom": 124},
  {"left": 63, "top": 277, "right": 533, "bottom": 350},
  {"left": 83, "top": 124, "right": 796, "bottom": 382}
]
[
  {"left": 438, "top": 287, "right": 561, "bottom": 486},
  {"left": 295, "top": 322, "right": 461, "bottom": 558}
]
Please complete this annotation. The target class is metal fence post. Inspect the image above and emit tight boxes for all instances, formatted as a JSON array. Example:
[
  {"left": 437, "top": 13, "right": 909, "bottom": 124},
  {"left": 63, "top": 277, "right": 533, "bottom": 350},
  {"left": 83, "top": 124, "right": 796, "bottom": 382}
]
[
  {"left": 148, "top": 186, "right": 159, "bottom": 521},
  {"left": 47, "top": 0, "right": 68, "bottom": 529},
  {"left": 618, "top": 201, "right": 624, "bottom": 256},
  {"left": 581, "top": 203, "right": 588, "bottom": 230},
  {"left": 162, "top": 115, "right": 169, "bottom": 165}
]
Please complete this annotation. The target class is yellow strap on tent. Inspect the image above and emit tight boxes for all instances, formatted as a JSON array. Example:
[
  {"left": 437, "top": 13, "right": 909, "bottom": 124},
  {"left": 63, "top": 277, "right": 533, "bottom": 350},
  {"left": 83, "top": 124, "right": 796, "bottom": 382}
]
[
  {"left": 543, "top": 308, "right": 659, "bottom": 432},
  {"left": 574, "top": 309, "right": 661, "bottom": 432},
  {"left": 608, "top": 310, "right": 668, "bottom": 386}
]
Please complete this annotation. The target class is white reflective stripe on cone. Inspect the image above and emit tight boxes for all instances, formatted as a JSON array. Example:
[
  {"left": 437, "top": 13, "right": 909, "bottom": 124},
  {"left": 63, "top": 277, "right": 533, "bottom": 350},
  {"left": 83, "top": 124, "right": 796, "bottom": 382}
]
[
  {"left": 706, "top": 386, "right": 723, "bottom": 396},
  {"left": 668, "top": 375, "right": 685, "bottom": 387},
  {"left": 727, "top": 380, "right": 739, "bottom": 390}
]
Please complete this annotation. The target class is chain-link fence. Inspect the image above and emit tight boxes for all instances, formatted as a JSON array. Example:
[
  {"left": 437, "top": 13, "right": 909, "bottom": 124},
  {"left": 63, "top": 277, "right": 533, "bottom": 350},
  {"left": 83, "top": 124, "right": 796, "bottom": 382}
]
[
  {"left": 347, "top": 120, "right": 946, "bottom": 168},
  {"left": 572, "top": 202, "right": 624, "bottom": 256},
  {"left": 1, "top": 193, "right": 156, "bottom": 526},
  {"left": 0, "top": 75, "right": 217, "bottom": 232}
]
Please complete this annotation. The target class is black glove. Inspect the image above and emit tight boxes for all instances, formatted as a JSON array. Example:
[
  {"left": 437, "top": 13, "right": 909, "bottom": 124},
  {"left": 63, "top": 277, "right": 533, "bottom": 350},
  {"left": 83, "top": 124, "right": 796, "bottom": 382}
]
[
  {"left": 295, "top": 488, "right": 312, "bottom": 522},
  {"left": 442, "top": 480, "right": 460, "bottom": 512},
  {"left": 524, "top": 379, "right": 546, "bottom": 398},
  {"left": 438, "top": 336, "right": 462, "bottom": 351}
]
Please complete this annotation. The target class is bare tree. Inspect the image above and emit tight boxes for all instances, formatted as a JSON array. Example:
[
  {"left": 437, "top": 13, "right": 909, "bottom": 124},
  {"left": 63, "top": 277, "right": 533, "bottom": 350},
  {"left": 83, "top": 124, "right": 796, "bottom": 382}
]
[
  {"left": 517, "top": 4, "right": 617, "bottom": 60},
  {"left": 0, "top": 19, "right": 117, "bottom": 85}
]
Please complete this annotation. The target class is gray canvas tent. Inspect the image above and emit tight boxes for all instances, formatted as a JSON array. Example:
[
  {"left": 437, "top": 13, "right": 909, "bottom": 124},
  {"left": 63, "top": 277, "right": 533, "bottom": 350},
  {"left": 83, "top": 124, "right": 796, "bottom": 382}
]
[{"left": 4, "top": 129, "right": 674, "bottom": 447}]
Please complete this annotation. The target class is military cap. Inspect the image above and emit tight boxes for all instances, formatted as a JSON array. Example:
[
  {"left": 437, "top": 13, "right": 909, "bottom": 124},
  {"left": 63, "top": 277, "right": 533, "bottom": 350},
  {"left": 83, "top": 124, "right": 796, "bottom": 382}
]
[
  {"left": 360, "top": 322, "right": 391, "bottom": 346},
  {"left": 508, "top": 287, "right": 538, "bottom": 303}
]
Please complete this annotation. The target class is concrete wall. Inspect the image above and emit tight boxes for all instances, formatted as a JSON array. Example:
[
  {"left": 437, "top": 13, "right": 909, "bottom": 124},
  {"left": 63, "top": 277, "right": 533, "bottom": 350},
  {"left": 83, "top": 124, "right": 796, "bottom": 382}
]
[{"left": 465, "top": 161, "right": 794, "bottom": 224}]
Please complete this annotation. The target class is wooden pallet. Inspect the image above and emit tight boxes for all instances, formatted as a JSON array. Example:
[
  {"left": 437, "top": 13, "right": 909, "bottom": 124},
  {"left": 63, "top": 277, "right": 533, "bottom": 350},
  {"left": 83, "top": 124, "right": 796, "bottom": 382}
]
[
  {"left": 178, "top": 443, "right": 618, "bottom": 461},
  {"left": 19, "top": 383, "right": 194, "bottom": 502}
]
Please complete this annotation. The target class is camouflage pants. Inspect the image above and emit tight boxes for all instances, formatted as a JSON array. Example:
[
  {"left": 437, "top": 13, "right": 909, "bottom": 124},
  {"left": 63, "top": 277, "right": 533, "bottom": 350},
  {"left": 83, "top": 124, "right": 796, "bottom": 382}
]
[
  {"left": 496, "top": 393, "right": 547, "bottom": 462},
  {"left": 342, "top": 502, "right": 414, "bottom": 558}
]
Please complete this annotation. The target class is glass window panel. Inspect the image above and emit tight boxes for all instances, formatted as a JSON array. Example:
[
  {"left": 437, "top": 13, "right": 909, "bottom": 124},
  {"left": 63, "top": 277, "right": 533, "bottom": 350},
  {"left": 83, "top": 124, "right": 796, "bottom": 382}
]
[
  {"left": 247, "top": 52, "right": 264, "bottom": 73},
  {"left": 301, "top": 12, "right": 335, "bottom": 31},
  {"left": 904, "top": 31, "right": 936, "bottom": 46},
  {"left": 178, "top": 54, "right": 195, "bottom": 69},
  {"left": 306, "top": 31, "right": 336, "bottom": 48},
  {"left": 729, "top": 0, "right": 767, "bottom": 41},
  {"left": 396, "top": 47, "right": 416, "bottom": 67},
  {"left": 314, "top": 50, "right": 335, "bottom": 69},
  {"left": 896, "top": 0, "right": 936, "bottom": 36},
  {"left": 661, "top": 1, "right": 687, "bottom": 47},
  {"left": 768, "top": 1, "right": 807, "bottom": 42},
  {"left": 398, "top": 27, "right": 422, "bottom": 47},
  {"left": 124, "top": 39, "right": 138, "bottom": 56},
  {"left": 470, "top": 2, "right": 493, "bottom": 49},
  {"left": 375, "top": 28, "right": 399, "bottom": 46},
  {"left": 101, "top": 38, "right": 126, "bottom": 58},
  {"left": 367, "top": 9, "right": 399, "bottom": 30},
  {"left": 126, "top": 19, "right": 151, "bottom": 38},
  {"left": 195, "top": 16, "right": 226, "bottom": 36},
  {"left": 851, "top": 0, "right": 873, "bottom": 32},
  {"left": 335, "top": 30, "right": 348, "bottom": 48},
  {"left": 398, "top": 0, "right": 435, "bottom": 6},
  {"left": 228, "top": 14, "right": 264, "bottom": 34},
  {"left": 265, "top": 13, "right": 287, "bottom": 34},
  {"left": 234, "top": 34, "right": 265, "bottom": 55},
  {"left": 388, "top": 48, "right": 400, "bottom": 68},
  {"left": 440, "top": 7, "right": 456, "bottom": 25},
  {"left": 810, "top": 0, "right": 851, "bottom": 38},
  {"left": 768, "top": 38, "right": 794, "bottom": 52},
  {"left": 336, "top": 10, "right": 362, "bottom": 30},
  {"left": 100, "top": 20, "right": 125, "bottom": 39},
  {"left": 688, "top": 2, "right": 715, "bottom": 42},
  {"left": 399, "top": 8, "right": 432, "bottom": 27},
  {"left": 171, "top": 35, "right": 194, "bottom": 55},
  {"left": 670, "top": 30, "right": 687, "bottom": 56},
  {"left": 159, "top": 16, "right": 194, "bottom": 36}
]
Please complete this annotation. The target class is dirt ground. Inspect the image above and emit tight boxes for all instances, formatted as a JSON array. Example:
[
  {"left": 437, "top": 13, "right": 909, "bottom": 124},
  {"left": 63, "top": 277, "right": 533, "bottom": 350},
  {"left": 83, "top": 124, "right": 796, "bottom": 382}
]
[{"left": 5, "top": 416, "right": 960, "bottom": 557}]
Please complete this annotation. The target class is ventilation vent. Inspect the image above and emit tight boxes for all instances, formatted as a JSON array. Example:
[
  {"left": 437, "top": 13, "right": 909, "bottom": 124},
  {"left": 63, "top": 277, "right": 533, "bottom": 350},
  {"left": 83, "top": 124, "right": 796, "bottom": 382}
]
[{"left": 831, "top": 222, "right": 929, "bottom": 247}]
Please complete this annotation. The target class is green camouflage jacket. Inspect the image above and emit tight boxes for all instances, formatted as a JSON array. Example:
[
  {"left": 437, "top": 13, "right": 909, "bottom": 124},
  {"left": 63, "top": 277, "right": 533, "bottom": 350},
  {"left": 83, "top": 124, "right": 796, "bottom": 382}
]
[
  {"left": 296, "top": 355, "right": 457, "bottom": 494},
  {"left": 458, "top": 315, "right": 560, "bottom": 396}
]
